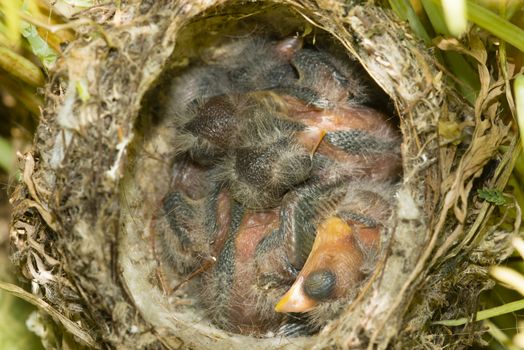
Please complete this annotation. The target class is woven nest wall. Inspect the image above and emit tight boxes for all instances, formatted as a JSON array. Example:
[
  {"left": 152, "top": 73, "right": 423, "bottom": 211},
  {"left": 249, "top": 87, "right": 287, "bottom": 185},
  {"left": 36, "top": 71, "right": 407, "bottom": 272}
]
[{"left": 8, "top": 0, "right": 519, "bottom": 349}]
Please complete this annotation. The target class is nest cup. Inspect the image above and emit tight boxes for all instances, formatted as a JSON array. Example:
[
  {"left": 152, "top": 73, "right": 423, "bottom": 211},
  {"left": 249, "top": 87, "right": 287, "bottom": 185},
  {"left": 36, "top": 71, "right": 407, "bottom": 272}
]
[{"left": 8, "top": 1, "right": 518, "bottom": 349}]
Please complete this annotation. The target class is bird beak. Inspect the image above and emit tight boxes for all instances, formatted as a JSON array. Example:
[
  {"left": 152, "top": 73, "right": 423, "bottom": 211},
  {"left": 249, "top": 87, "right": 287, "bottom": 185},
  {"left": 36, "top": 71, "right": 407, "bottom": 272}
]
[
  {"left": 275, "top": 276, "right": 318, "bottom": 313},
  {"left": 296, "top": 127, "right": 326, "bottom": 157},
  {"left": 275, "top": 217, "right": 352, "bottom": 313},
  {"left": 275, "top": 217, "right": 359, "bottom": 313}
]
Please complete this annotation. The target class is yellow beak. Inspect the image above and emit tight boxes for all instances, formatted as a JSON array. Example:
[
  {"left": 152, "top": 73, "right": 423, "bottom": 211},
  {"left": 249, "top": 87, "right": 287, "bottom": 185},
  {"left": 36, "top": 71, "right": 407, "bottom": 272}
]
[
  {"left": 274, "top": 276, "right": 318, "bottom": 313},
  {"left": 275, "top": 217, "right": 353, "bottom": 313},
  {"left": 296, "top": 127, "right": 326, "bottom": 157}
]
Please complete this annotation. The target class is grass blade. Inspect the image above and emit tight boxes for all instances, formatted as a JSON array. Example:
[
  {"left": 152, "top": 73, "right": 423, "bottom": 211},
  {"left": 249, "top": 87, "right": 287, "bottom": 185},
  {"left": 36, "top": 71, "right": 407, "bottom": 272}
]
[
  {"left": 466, "top": 0, "right": 524, "bottom": 52},
  {"left": 389, "top": 0, "right": 432, "bottom": 44},
  {"left": 0, "top": 136, "right": 14, "bottom": 172},
  {"left": 515, "top": 74, "right": 524, "bottom": 152},
  {"left": 0, "top": 46, "right": 45, "bottom": 86},
  {"left": 442, "top": 0, "right": 468, "bottom": 36},
  {"left": 433, "top": 298, "right": 524, "bottom": 326},
  {"left": 420, "top": 0, "right": 449, "bottom": 35}
]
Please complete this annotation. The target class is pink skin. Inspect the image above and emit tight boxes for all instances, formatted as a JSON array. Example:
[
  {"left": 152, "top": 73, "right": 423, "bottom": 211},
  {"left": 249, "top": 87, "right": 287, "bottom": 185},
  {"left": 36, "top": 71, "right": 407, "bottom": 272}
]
[
  {"left": 274, "top": 37, "right": 303, "bottom": 60},
  {"left": 226, "top": 209, "right": 283, "bottom": 333},
  {"left": 283, "top": 95, "right": 401, "bottom": 181}
]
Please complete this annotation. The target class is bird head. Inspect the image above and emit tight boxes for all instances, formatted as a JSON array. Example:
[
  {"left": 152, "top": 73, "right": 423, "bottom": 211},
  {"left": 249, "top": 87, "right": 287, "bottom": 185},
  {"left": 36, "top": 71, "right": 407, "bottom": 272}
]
[{"left": 275, "top": 216, "right": 367, "bottom": 313}]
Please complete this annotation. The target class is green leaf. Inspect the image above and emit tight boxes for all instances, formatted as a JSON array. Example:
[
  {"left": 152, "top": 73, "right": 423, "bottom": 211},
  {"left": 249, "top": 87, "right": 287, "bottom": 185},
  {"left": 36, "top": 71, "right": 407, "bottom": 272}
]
[
  {"left": 0, "top": 136, "right": 14, "bottom": 172},
  {"left": 466, "top": 0, "right": 524, "bottom": 52},
  {"left": 20, "top": 21, "right": 58, "bottom": 70},
  {"left": 0, "top": 46, "right": 44, "bottom": 86},
  {"left": 420, "top": 0, "right": 450, "bottom": 35},
  {"left": 422, "top": 0, "right": 524, "bottom": 51},
  {"left": 443, "top": 51, "right": 480, "bottom": 103},
  {"left": 389, "top": 0, "right": 431, "bottom": 44},
  {"left": 477, "top": 188, "right": 507, "bottom": 206},
  {"left": 389, "top": 0, "right": 409, "bottom": 20},
  {"left": 515, "top": 74, "right": 524, "bottom": 153}
]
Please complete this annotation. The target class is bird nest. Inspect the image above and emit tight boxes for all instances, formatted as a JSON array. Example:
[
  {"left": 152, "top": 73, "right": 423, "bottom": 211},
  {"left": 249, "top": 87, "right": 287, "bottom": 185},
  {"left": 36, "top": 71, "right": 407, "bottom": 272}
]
[{"left": 8, "top": 0, "right": 519, "bottom": 349}]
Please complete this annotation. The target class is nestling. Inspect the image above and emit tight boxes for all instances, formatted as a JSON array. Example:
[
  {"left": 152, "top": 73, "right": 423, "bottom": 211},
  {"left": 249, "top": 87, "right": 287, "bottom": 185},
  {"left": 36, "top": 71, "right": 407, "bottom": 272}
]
[
  {"left": 156, "top": 33, "right": 402, "bottom": 336},
  {"left": 274, "top": 181, "right": 397, "bottom": 328}
]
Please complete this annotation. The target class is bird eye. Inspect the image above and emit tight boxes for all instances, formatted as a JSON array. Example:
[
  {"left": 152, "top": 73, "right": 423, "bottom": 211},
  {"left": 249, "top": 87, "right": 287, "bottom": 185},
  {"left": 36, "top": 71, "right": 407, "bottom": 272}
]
[{"left": 303, "top": 269, "right": 336, "bottom": 301}]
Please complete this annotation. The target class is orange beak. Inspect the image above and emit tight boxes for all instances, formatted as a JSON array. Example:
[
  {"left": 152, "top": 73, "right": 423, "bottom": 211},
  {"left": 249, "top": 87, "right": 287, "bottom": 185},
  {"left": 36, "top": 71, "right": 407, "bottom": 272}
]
[
  {"left": 275, "top": 217, "right": 357, "bottom": 313},
  {"left": 274, "top": 276, "right": 317, "bottom": 313},
  {"left": 296, "top": 127, "right": 326, "bottom": 157}
]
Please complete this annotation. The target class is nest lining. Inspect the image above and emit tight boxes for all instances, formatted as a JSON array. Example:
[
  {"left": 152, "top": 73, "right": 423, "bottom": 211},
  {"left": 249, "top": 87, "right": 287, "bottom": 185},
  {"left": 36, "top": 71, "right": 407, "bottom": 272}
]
[{"left": 8, "top": 1, "right": 519, "bottom": 349}]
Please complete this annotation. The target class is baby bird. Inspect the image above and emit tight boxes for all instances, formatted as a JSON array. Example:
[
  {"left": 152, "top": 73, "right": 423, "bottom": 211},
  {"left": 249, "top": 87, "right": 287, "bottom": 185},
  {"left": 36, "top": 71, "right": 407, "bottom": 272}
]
[
  {"left": 275, "top": 216, "right": 366, "bottom": 313},
  {"left": 282, "top": 96, "right": 402, "bottom": 182},
  {"left": 173, "top": 95, "right": 247, "bottom": 163},
  {"left": 201, "top": 206, "right": 295, "bottom": 335},
  {"left": 174, "top": 91, "right": 326, "bottom": 208},
  {"left": 274, "top": 181, "right": 397, "bottom": 329},
  {"left": 202, "top": 35, "right": 303, "bottom": 94},
  {"left": 275, "top": 47, "right": 373, "bottom": 109},
  {"left": 165, "top": 35, "right": 304, "bottom": 117},
  {"left": 156, "top": 33, "right": 403, "bottom": 336},
  {"left": 158, "top": 159, "right": 231, "bottom": 276},
  {"left": 219, "top": 125, "right": 326, "bottom": 209}
]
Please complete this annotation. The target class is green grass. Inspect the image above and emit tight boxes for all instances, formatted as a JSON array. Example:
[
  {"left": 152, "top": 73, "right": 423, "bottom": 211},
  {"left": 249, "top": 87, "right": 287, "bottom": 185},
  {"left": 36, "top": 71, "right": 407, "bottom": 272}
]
[{"left": 394, "top": 1, "right": 524, "bottom": 348}]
